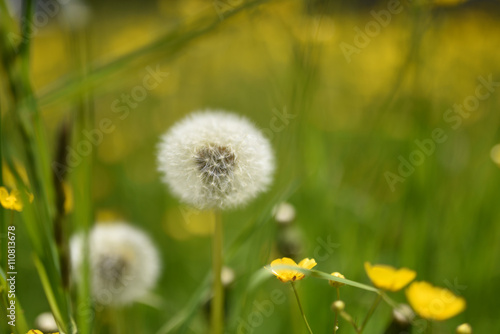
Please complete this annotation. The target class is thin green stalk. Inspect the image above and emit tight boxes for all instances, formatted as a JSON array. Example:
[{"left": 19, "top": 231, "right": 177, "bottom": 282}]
[
  {"left": 71, "top": 23, "right": 94, "bottom": 334},
  {"left": 333, "top": 287, "right": 340, "bottom": 334},
  {"left": 339, "top": 310, "right": 359, "bottom": 332},
  {"left": 211, "top": 210, "right": 224, "bottom": 334},
  {"left": 358, "top": 293, "right": 382, "bottom": 334},
  {"left": 291, "top": 281, "right": 314, "bottom": 334}
]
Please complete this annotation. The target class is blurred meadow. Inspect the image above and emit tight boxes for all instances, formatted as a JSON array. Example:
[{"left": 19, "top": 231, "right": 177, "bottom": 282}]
[{"left": 1, "top": 0, "right": 500, "bottom": 333}]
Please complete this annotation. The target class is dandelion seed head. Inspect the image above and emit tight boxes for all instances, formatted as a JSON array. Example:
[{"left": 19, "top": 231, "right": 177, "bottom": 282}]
[
  {"left": 157, "top": 110, "right": 275, "bottom": 210},
  {"left": 34, "top": 312, "right": 58, "bottom": 333},
  {"left": 70, "top": 222, "right": 161, "bottom": 306}
]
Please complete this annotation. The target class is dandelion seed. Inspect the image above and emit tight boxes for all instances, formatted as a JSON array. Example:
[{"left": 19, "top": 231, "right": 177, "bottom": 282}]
[
  {"left": 70, "top": 222, "right": 161, "bottom": 305},
  {"left": 157, "top": 110, "right": 275, "bottom": 210}
]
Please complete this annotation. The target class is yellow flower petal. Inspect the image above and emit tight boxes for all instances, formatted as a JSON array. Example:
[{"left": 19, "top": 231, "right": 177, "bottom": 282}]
[
  {"left": 269, "top": 257, "right": 316, "bottom": 283},
  {"left": 365, "top": 262, "right": 416, "bottom": 291},
  {"left": 0, "top": 187, "right": 9, "bottom": 205},
  {"left": 298, "top": 258, "right": 317, "bottom": 270},
  {"left": 406, "top": 281, "right": 466, "bottom": 321}
]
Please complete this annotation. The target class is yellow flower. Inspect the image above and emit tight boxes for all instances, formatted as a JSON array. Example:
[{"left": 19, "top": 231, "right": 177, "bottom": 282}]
[
  {"left": 329, "top": 272, "right": 346, "bottom": 288},
  {"left": 0, "top": 187, "right": 23, "bottom": 211},
  {"left": 26, "top": 330, "right": 59, "bottom": 334},
  {"left": 406, "top": 281, "right": 466, "bottom": 321},
  {"left": 269, "top": 257, "right": 317, "bottom": 283},
  {"left": 364, "top": 262, "right": 416, "bottom": 291}
]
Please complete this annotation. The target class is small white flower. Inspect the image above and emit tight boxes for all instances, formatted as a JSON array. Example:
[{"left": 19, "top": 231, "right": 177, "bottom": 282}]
[
  {"left": 70, "top": 222, "right": 161, "bottom": 306},
  {"left": 157, "top": 110, "right": 275, "bottom": 210}
]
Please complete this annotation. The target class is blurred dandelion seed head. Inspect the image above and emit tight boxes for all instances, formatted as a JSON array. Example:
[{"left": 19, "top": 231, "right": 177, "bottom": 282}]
[
  {"left": 490, "top": 143, "right": 500, "bottom": 166},
  {"left": 70, "top": 222, "right": 161, "bottom": 305},
  {"left": 157, "top": 110, "right": 275, "bottom": 210},
  {"left": 34, "top": 312, "right": 58, "bottom": 333},
  {"left": 273, "top": 202, "right": 296, "bottom": 224},
  {"left": 392, "top": 304, "right": 415, "bottom": 325},
  {"left": 59, "top": 0, "right": 91, "bottom": 31}
]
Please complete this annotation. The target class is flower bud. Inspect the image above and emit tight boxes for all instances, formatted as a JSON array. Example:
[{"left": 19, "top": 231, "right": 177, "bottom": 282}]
[
  {"left": 331, "top": 300, "right": 345, "bottom": 312},
  {"left": 456, "top": 323, "right": 472, "bottom": 334},
  {"left": 329, "top": 272, "right": 345, "bottom": 288}
]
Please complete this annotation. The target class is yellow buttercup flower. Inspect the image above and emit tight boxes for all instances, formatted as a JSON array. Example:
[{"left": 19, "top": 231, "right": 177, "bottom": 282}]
[
  {"left": 364, "top": 262, "right": 416, "bottom": 291},
  {"left": 406, "top": 281, "right": 466, "bottom": 321},
  {"left": 269, "top": 257, "right": 317, "bottom": 283},
  {"left": 27, "top": 330, "right": 58, "bottom": 334},
  {"left": 0, "top": 187, "right": 23, "bottom": 211}
]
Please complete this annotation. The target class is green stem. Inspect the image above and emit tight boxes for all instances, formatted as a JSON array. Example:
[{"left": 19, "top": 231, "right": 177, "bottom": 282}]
[
  {"left": 210, "top": 210, "right": 223, "bottom": 334},
  {"left": 291, "top": 281, "right": 314, "bottom": 334},
  {"left": 358, "top": 293, "right": 382, "bottom": 334},
  {"left": 425, "top": 320, "right": 433, "bottom": 334},
  {"left": 333, "top": 287, "right": 340, "bottom": 334}
]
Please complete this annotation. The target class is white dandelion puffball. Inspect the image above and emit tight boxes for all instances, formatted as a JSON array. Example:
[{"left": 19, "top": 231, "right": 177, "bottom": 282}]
[
  {"left": 157, "top": 110, "right": 275, "bottom": 210},
  {"left": 70, "top": 222, "right": 161, "bottom": 306}
]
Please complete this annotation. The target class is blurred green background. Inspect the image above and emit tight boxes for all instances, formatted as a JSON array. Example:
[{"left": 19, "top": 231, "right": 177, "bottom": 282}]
[{"left": 2, "top": 0, "right": 500, "bottom": 333}]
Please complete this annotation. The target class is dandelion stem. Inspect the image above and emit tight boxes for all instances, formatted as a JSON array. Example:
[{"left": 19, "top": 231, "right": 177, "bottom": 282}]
[
  {"left": 291, "top": 281, "right": 314, "bottom": 334},
  {"left": 210, "top": 210, "right": 224, "bottom": 334},
  {"left": 358, "top": 293, "right": 382, "bottom": 334}
]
